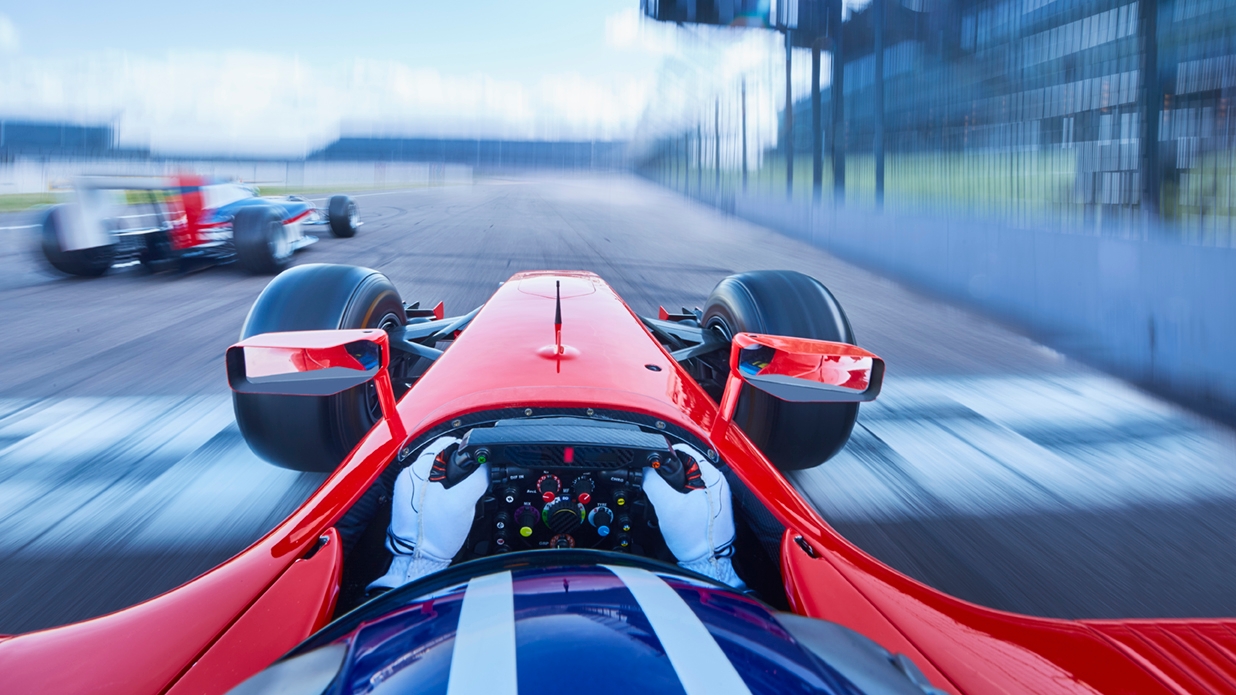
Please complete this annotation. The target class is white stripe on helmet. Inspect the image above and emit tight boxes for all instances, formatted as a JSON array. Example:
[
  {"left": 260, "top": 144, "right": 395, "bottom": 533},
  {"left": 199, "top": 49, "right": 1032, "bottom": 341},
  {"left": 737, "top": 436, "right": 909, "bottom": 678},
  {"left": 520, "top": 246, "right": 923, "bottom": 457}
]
[
  {"left": 605, "top": 565, "right": 753, "bottom": 695},
  {"left": 447, "top": 570, "right": 517, "bottom": 695}
]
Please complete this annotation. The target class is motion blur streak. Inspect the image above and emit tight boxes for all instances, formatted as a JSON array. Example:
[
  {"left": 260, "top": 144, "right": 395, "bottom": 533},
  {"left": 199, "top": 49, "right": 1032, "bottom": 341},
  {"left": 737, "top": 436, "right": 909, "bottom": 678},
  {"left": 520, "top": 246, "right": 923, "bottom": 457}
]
[
  {"left": 0, "top": 396, "right": 324, "bottom": 633},
  {"left": 1, "top": 176, "right": 1233, "bottom": 634}
]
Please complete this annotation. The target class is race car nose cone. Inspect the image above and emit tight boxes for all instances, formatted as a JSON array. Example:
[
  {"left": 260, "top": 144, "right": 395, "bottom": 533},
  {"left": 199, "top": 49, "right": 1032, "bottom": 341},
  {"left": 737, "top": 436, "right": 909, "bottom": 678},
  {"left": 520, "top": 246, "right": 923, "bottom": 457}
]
[{"left": 517, "top": 274, "right": 598, "bottom": 298}]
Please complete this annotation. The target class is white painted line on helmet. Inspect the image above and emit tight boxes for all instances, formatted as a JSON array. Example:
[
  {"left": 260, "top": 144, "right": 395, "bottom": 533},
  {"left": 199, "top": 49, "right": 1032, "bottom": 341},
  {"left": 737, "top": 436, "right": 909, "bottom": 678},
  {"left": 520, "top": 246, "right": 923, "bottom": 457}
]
[
  {"left": 605, "top": 564, "right": 752, "bottom": 695},
  {"left": 447, "top": 570, "right": 517, "bottom": 695}
]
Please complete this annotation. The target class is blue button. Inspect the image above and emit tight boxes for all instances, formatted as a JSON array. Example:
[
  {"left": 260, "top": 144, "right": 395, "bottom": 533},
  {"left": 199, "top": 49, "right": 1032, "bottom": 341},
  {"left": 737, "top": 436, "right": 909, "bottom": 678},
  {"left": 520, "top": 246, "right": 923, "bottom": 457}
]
[{"left": 597, "top": 526, "right": 610, "bottom": 537}]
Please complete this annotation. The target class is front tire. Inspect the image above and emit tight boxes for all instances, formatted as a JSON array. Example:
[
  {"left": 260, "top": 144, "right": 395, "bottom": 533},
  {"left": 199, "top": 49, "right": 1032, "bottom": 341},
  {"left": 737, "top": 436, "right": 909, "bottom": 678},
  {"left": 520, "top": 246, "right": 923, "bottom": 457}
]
[
  {"left": 234, "top": 206, "right": 292, "bottom": 274},
  {"left": 703, "top": 270, "right": 859, "bottom": 471},
  {"left": 233, "top": 264, "right": 407, "bottom": 472},
  {"left": 40, "top": 205, "right": 115, "bottom": 277},
  {"left": 327, "top": 195, "right": 360, "bottom": 238}
]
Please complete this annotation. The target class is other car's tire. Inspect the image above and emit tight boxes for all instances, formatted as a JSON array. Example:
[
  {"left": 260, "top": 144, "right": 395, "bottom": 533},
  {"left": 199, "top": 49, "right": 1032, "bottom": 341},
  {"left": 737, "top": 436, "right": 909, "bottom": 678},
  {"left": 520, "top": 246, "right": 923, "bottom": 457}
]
[
  {"left": 233, "top": 264, "right": 407, "bottom": 472},
  {"left": 702, "top": 270, "right": 859, "bottom": 471},
  {"left": 40, "top": 205, "right": 115, "bottom": 277},
  {"left": 327, "top": 195, "right": 360, "bottom": 238},
  {"left": 138, "top": 229, "right": 175, "bottom": 273},
  {"left": 234, "top": 205, "right": 293, "bottom": 274}
]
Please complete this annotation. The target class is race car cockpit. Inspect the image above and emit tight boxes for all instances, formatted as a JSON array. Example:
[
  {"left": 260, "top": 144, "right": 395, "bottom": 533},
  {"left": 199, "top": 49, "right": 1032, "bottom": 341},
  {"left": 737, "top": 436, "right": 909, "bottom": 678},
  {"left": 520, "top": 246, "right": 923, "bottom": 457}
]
[{"left": 333, "top": 410, "right": 788, "bottom": 615}]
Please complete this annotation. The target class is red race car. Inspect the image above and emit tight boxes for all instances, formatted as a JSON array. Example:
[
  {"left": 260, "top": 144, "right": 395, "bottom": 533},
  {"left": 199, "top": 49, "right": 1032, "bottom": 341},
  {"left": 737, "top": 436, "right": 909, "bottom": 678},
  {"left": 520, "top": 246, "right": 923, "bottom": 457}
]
[{"left": 0, "top": 265, "right": 1229, "bottom": 694}]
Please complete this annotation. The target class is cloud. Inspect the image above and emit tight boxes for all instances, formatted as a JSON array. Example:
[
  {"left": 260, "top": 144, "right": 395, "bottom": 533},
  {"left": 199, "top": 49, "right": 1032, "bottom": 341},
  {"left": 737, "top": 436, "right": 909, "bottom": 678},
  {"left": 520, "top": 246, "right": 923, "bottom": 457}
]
[
  {"left": 605, "top": 8, "right": 678, "bottom": 55},
  {"left": 0, "top": 51, "right": 652, "bottom": 155},
  {"left": 0, "top": 15, "right": 18, "bottom": 54}
]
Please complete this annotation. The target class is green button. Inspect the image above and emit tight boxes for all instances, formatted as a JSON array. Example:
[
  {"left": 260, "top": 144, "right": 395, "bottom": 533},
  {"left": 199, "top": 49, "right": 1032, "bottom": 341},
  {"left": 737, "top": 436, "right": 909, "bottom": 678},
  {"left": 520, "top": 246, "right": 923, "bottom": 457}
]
[{"left": 520, "top": 527, "right": 533, "bottom": 538}]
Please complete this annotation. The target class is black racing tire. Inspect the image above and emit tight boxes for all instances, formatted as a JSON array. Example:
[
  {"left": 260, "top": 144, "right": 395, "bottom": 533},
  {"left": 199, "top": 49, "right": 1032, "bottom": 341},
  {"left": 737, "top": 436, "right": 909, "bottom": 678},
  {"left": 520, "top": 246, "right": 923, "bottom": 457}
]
[
  {"left": 702, "top": 270, "right": 859, "bottom": 471},
  {"left": 234, "top": 205, "right": 293, "bottom": 274},
  {"left": 40, "top": 205, "right": 115, "bottom": 277},
  {"left": 138, "top": 229, "right": 175, "bottom": 273},
  {"left": 327, "top": 195, "right": 359, "bottom": 238},
  {"left": 233, "top": 264, "right": 407, "bottom": 472}
]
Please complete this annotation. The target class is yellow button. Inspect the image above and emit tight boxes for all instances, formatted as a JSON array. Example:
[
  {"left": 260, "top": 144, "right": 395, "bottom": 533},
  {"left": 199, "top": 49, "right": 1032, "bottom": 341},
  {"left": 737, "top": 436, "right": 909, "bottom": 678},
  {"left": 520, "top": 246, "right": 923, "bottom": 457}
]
[
  {"left": 616, "top": 498, "right": 625, "bottom": 506},
  {"left": 520, "top": 527, "right": 533, "bottom": 538}
]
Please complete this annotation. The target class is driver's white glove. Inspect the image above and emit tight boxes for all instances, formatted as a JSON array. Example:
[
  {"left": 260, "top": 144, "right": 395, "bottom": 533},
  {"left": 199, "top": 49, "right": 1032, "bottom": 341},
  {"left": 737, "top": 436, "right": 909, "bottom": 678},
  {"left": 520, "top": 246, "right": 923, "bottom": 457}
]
[
  {"left": 642, "top": 443, "right": 745, "bottom": 589},
  {"left": 369, "top": 436, "right": 489, "bottom": 590}
]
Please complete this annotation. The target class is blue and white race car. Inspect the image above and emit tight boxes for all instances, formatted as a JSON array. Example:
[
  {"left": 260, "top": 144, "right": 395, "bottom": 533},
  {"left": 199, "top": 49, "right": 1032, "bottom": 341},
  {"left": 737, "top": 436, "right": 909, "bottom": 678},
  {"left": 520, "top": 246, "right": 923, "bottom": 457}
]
[{"left": 39, "top": 174, "right": 362, "bottom": 276}]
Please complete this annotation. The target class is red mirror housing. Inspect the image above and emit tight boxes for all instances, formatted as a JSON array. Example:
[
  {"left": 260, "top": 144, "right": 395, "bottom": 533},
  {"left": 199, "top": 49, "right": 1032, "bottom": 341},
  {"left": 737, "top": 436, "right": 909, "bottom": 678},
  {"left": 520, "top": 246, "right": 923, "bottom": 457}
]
[
  {"left": 226, "top": 329, "right": 405, "bottom": 441},
  {"left": 714, "top": 332, "right": 885, "bottom": 434}
]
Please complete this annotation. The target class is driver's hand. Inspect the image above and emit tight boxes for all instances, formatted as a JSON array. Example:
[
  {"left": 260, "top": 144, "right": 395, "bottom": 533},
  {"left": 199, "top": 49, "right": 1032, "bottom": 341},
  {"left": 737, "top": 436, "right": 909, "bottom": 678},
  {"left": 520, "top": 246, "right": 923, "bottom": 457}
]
[
  {"left": 369, "top": 436, "right": 489, "bottom": 590},
  {"left": 642, "top": 443, "right": 745, "bottom": 589}
]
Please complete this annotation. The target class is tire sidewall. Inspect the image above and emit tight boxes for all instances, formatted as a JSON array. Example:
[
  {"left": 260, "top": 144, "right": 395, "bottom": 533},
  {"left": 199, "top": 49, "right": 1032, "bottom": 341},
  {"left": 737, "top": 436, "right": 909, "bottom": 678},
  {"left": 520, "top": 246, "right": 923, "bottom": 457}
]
[
  {"left": 40, "top": 205, "right": 115, "bottom": 277},
  {"left": 702, "top": 271, "right": 860, "bottom": 471},
  {"left": 234, "top": 264, "right": 406, "bottom": 472},
  {"left": 328, "top": 195, "right": 358, "bottom": 238},
  {"left": 234, "top": 206, "right": 291, "bottom": 274}
]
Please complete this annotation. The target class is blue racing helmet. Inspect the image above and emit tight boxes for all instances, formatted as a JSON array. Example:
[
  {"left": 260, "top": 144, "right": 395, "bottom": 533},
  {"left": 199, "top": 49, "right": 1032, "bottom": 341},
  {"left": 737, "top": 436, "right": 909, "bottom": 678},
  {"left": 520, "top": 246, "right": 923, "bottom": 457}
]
[{"left": 229, "top": 551, "right": 945, "bottom": 695}]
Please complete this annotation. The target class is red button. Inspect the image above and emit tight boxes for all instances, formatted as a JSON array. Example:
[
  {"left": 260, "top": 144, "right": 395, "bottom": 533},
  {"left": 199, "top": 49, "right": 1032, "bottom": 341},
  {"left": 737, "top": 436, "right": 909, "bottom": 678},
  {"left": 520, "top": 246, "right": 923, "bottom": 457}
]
[
  {"left": 578, "top": 492, "right": 592, "bottom": 505},
  {"left": 542, "top": 491, "right": 556, "bottom": 503}
]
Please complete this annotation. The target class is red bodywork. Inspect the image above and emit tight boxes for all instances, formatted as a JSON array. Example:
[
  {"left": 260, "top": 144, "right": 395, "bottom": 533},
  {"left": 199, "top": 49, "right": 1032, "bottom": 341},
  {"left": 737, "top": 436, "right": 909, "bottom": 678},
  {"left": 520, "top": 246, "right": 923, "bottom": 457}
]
[
  {"left": 1, "top": 271, "right": 1233, "bottom": 694},
  {"left": 168, "top": 174, "right": 206, "bottom": 251}
]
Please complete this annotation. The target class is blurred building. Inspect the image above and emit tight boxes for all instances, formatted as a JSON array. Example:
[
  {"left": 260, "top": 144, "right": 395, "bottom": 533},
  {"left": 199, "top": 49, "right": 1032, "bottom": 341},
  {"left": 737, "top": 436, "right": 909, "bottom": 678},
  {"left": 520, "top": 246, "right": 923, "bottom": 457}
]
[
  {"left": 0, "top": 120, "right": 148, "bottom": 160},
  {"left": 794, "top": 0, "right": 1234, "bottom": 233},
  {"left": 310, "top": 137, "right": 629, "bottom": 170},
  {"left": 787, "top": 0, "right": 1137, "bottom": 228},
  {"left": 640, "top": 0, "right": 1236, "bottom": 239}
]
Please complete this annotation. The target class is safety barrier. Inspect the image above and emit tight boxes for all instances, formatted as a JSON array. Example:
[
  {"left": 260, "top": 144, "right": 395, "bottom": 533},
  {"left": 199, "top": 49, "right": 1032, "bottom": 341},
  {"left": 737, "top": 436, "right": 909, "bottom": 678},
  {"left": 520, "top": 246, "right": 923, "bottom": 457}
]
[{"left": 725, "top": 190, "right": 1236, "bottom": 415}]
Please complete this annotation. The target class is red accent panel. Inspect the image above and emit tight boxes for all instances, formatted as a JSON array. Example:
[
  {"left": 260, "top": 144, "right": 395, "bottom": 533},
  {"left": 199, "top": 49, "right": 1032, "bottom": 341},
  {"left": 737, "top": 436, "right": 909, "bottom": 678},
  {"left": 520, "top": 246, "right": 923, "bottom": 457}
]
[
  {"left": 433, "top": 301, "right": 445, "bottom": 321},
  {"left": 658, "top": 305, "right": 670, "bottom": 320},
  {"left": 170, "top": 174, "right": 205, "bottom": 250},
  {"left": 283, "top": 210, "right": 311, "bottom": 225},
  {"left": 1084, "top": 621, "right": 1236, "bottom": 694},
  {"left": 780, "top": 531, "right": 960, "bottom": 694},
  {"left": 166, "top": 529, "right": 342, "bottom": 695}
]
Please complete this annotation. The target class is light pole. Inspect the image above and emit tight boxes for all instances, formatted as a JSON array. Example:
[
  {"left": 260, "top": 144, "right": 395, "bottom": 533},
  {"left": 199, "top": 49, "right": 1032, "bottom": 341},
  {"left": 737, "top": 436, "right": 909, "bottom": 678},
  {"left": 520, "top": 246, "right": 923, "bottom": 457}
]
[
  {"left": 830, "top": 0, "right": 845, "bottom": 205},
  {"left": 741, "top": 78, "right": 749, "bottom": 192},
  {"left": 785, "top": 29, "right": 794, "bottom": 199},
  {"left": 874, "top": 0, "right": 885, "bottom": 209}
]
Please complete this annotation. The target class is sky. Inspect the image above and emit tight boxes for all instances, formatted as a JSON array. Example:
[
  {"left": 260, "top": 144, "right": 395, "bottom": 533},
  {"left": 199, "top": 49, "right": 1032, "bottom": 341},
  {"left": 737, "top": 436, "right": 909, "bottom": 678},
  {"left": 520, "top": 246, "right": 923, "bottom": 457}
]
[
  {"left": 0, "top": 2, "right": 849, "bottom": 157},
  {"left": 0, "top": 2, "right": 684, "bottom": 155}
]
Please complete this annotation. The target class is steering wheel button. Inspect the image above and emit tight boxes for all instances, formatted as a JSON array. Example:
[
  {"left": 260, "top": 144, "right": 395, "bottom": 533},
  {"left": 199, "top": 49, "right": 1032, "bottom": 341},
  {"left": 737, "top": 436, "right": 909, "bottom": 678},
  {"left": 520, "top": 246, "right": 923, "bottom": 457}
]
[{"left": 542, "top": 491, "right": 556, "bottom": 503}]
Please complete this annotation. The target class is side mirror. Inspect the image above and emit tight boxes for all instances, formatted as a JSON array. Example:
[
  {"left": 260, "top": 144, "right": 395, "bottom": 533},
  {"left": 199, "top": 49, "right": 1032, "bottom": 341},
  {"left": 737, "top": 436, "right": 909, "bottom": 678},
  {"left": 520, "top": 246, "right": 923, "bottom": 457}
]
[
  {"left": 226, "top": 329, "right": 405, "bottom": 439},
  {"left": 227, "top": 329, "right": 388, "bottom": 396},
  {"left": 715, "top": 332, "right": 885, "bottom": 429}
]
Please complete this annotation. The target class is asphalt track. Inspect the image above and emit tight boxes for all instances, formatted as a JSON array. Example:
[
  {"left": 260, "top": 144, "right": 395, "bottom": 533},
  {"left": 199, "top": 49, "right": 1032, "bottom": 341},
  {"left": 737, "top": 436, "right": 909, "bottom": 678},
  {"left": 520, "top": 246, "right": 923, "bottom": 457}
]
[{"left": 1, "top": 174, "right": 1234, "bottom": 635}]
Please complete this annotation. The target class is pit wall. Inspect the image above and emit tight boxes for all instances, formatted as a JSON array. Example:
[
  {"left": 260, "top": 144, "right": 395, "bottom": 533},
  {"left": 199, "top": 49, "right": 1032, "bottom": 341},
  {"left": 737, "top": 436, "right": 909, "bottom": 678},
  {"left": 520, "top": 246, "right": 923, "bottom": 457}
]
[{"left": 727, "top": 192, "right": 1236, "bottom": 414}]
